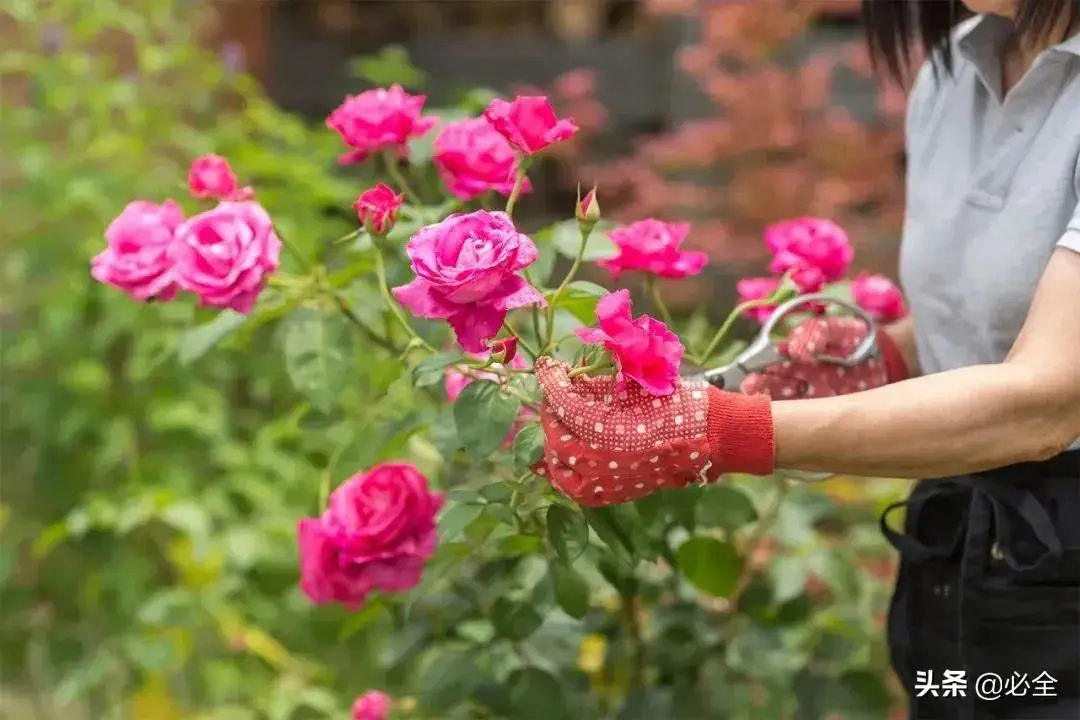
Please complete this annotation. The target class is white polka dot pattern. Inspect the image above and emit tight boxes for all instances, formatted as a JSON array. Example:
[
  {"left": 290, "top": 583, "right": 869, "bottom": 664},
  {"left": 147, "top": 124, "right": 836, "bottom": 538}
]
[
  {"left": 533, "top": 357, "right": 717, "bottom": 506},
  {"left": 739, "top": 316, "right": 890, "bottom": 399}
]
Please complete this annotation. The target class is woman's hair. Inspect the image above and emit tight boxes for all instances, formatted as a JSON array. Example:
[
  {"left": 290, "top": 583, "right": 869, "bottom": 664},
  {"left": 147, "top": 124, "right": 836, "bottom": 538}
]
[{"left": 861, "top": 0, "right": 1080, "bottom": 82}]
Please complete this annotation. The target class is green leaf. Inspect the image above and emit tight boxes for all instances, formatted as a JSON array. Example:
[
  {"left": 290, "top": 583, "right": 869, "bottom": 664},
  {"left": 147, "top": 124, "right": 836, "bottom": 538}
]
[
  {"left": 491, "top": 597, "right": 543, "bottom": 640},
  {"left": 547, "top": 281, "right": 609, "bottom": 325},
  {"left": 512, "top": 423, "right": 545, "bottom": 475},
  {"left": 807, "top": 548, "right": 861, "bottom": 599},
  {"left": 551, "top": 564, "right": 590, "bottom": 619},
  {"left": 545, "top": 219, "right": 617, "bottom": 262},
  {"left": 412, "top": 352, "right": 464, "bottom": 389},
  {"left": 546, "top": 505, "right": 589, "bottom": 565},
  {"left": 177, "top": 310, "right": 248, "bottom": 364},
  {"left": 581, "top": 506, "right": 638, "bottom": 568},
  {"left": 438, "top": 502, "right": 484, "bottom": 543},
  {"left": 663, "top": 485, "right": 702, "bottom": 531},
  {"left": 350, "top": 45, "right": 426, "bottom": 89},
  {"left": 453, "top": 379, "right": 520, "bottom": 459},
  {"left": 768, "top": 555, "right": 809, "bottom": 604},
  {"left": 530, "top": 237, "right": 559, "bottom": 286},
  {"left": 676, "top": 536, "right": 742, "bottom": 597},
  {"left": 280, "top": 308, "right": 355, "bottom": 414},
  {"left": 697, "top": 485, "right": 758, "bottom": 531},
  {"left": 417, "top": 647, "right": 481, "bottom": 712},
  {"left": 479, "top": 481, "right": 513, "bottom": 504},
  {"left": 429, "top": 406, "right": 461, "bottom": 457},
  {"left": 504, "top": 667, "right": 568, "bottom": 720}
]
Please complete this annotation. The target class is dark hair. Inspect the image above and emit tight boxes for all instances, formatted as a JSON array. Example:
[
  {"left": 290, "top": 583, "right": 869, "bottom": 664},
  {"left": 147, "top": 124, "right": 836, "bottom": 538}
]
[{"left": 861, "top": 0, "right": 1080, "bottom": 83}]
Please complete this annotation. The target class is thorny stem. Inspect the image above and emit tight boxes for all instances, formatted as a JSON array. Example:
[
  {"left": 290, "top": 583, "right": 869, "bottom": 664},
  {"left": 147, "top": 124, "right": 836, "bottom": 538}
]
[
  {"left": 275, "top": 226, "right": 397, "bottom": 353},
  {"left": 543, "top": 225, "right": 592, "bottom": 351},
  {"left": 503, "top": 159, "right": 529, "bottom": 218},
  {"left": 371, "top": 241, "right": 435, "bottom": 353},
  {"left": 501, "top": 319, "right": 540, "bottom": 361},
  {"left": 620, "top": 590, "right": 646, "bottom": 691},
  {"left": 728, "top": 476, "right": 790, "bottom": 610},
  {"left": 694, "top": 271, "right": 796, "bottom": 365},
  {"left": 381, "top": 151, "right": 421, "bottom": 202},
  {"left": 646, "top": 276, "right": 674, "bottom": 328}
]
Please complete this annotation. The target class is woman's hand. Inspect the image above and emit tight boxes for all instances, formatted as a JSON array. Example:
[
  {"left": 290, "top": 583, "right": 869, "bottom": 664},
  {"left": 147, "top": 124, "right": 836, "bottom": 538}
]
[
  {"left": 533, "top": 356, "right": 775, "bottom": 506},
  {"left": 740, "top": 316, "right": 910, "bottom": 399}
]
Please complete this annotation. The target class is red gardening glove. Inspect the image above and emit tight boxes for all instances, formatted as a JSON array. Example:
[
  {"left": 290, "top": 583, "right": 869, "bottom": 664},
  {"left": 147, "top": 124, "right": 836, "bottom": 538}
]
[
  {"left": 739, "top": 316, "right": 909, "bottom": 399},
  {"left": 532, "top": 356, "right": 775, "bottom": 507}
]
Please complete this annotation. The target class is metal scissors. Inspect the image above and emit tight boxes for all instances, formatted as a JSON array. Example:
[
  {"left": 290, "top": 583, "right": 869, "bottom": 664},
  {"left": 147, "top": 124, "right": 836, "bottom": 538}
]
[{"left": 699, "top": 292, "right": 879, "bottom": 391}]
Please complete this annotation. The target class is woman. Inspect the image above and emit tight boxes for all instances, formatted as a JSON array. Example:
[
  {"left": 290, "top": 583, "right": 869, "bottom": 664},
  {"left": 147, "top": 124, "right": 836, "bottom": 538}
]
[{"left": 533, "top": 0, "right": 1080, "bottom": 717}]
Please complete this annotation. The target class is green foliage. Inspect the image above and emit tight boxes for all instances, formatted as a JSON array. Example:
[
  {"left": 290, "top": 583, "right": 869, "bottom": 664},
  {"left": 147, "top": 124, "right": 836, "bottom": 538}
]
[{"left": 0, "top": 2, "right": 908, "bottom": 719}]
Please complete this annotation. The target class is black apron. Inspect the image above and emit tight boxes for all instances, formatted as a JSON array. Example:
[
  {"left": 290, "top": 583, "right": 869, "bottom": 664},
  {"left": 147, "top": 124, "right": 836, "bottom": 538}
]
[{"left": 881, "top": 450, "right": 1080, "bottom": 720}]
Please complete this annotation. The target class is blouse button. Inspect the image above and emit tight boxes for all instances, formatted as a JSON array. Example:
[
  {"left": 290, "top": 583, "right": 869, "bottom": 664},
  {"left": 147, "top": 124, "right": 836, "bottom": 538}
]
[{"left": 989, "top": 542, "right": 1005, "bottom": 562}]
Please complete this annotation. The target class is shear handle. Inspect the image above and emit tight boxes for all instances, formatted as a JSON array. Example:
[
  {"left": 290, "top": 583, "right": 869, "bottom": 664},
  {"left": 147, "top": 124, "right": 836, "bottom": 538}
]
[{"left": 761, "top": 292, "right": 879, "bottom": 366}]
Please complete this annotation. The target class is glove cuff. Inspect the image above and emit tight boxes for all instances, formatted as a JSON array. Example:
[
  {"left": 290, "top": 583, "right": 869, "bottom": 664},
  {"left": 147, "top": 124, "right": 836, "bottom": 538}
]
[
  {"left": 877, "top": 329, "right": 910, "bottom": 384},
  {"left": 705, "top": 387, "right": 776, "bottom": 476}
]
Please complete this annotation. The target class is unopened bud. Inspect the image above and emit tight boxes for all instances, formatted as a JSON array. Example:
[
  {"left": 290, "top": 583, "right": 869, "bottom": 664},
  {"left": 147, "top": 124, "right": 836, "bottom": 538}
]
[
  {"left": 353, "top": 183, "right": 405, "bottom": 237},
  {"left": 487, "top": 336, "right": 518, "bottom": 365},
  {"left": 576, "top": 186, "right": 600, "bottom": 226}
]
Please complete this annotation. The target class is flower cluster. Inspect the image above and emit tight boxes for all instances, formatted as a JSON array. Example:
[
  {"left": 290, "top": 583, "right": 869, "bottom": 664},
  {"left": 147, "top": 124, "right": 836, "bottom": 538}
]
[
  {"left": 736, "top": 216, "right": 906, "bottom": 323},
  {"left": 91, "top": 155, "right": 280, "bottom": 313},
  {"left": 90, "top": 80, "right": 907, "bottom": 630}
]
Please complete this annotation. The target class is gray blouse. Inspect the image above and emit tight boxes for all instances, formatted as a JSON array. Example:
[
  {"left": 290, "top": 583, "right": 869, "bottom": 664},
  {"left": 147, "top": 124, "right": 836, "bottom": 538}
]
[{"left": 899, "top": 14, "right": 1080, "bottom": 381}]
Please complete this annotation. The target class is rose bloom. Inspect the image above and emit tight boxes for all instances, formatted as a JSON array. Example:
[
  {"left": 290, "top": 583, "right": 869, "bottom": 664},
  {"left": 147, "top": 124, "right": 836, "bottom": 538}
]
[
  {"left": 576, "top": 289, "right": 684, "bottom": 396},
  {"left": 297, "top": 462, "right": 444, "bottom": 610},
  {"left": 597, "top": 219, "right": 708, "bottom": 280},
  {"left": 433, "top": 117, "right": 531, "bottom": 201},
  {"left": 852, "top": 272, "right": 907, "bottom": 322},
  {"left": 326, "top": 84, "right": 439, "bottom": 165},
  {"left": 482, "top": 95, "right": 578, "bottom": 155},
  {"left": 735, "top": 277, "right": 780, "bottom": 324},
  {"left": 353, "top": 183, "right": 404, "bottom": 236},
  {"left": 352, "top": 690, "right": 391, "bottom": 720},
  {"left": 392, "top": 211, "right": 545, "bottom": 353},
  {"left": 92, "top": 200, "right": 185, "bottom": 302},
  {"left": 170, "top": 200, "right": 281, "bottom": 314},
  {"left": 765, "top": 217, "right": 854, "bottom": 292},
  {"left": 187, "top": 154, "right": 238, "bottom": 200}
]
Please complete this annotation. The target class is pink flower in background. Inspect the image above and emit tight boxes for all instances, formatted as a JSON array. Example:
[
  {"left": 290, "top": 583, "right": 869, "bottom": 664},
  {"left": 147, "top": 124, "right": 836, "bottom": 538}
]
[
  {"left": 170, "top": 200, "right": 281, "bottom": 314},
  {"left": 482, "top": 96, "right": 579, "bottom": 155},
  {"left": 327, "top": 84, "right": 439, "bottom": 165},
  {"left": 735, "top": 277, "right": 780, "bottom": 324},
  {"left": 297, "top": 463, "right": 443, "bottom": 610},
  {"left": 765, "top": 217, "right": 853, "bottom": 291},
  {"left": 433, "top": 117, "right": 531, "bottom": 201},
  {"left": 392, "top": 211, "right": 545, "bottom": 353},
  {"left": 353, "top": 183, "right": 405, "bottom": 236},
  {"left": 187, "top": 154, "right": 239, "bottom": 200},
  {"left": 576, "top": 289, "right": 684, "bottom": 396},
  {"left": 597, "top": 219, "right": 708, "bottom": 280},
  {"left": 852, "top": 272, "right": 907, "bottom": 322},
  {"left": 352, "top": 690, "right": 391, "bottom": 720},
  {"left": 91, "top": 200, "right": 185, "bottom": 302}
]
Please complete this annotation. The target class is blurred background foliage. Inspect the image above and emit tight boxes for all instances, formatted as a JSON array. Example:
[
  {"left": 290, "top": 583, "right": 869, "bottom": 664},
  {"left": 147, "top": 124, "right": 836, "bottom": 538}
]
[{"left": 1, "top": 1, "right": 911, "bottom": 718}]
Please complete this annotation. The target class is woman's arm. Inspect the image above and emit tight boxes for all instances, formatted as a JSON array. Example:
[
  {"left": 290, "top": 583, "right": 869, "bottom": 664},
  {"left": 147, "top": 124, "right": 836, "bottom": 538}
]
[{"left": 773, "top": 248, "right": 1080, "bottom": 479}]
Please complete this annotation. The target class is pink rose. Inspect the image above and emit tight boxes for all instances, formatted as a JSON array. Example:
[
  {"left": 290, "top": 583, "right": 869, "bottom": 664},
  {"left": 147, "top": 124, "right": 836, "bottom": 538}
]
[
  {"left": 297, "top": 462, "right": 444, "bottom": 610},
  {"left": 482, "top": 96, "right": 579, "bottom": 155},
  {"left": 488, "top": 336, "right": 518, "bottom": 364},
  {"left": 735, "top": 277, "right": 780, "bottom": 324},
  {"left": 765, "top": 217, "right": 854, "bottom": 292},
  {"left": 852, "top": 272, "right": 907, "bottom": 322},
  {"left": 352, "top": 690, "right": 391, "bottom": 720},
  {"left": 597, "top": 219, "right": 708, "bottom": 280},
  {"left": 187, "top": 154, "right": 238, "bottom": 200},
  {"left": 392, "top": 211, "right": 546, "bottom": 353},
  {"left": 575, "top": 289, "right": 684, "bottom": 396},
  {"left": 170, "top": 200, "right": 281, "bottom": 314},
  {"left": 326, "top": 84, "right": 439, "bottom": 165},
  {"left": 92, "top": 200, "right": 185, "bottom": 302},
  {"left": 354, "top": 183, "right": 404, "bottom": 236},
  {"left": 433, "top": 117, "right": 531, "bottom": 201}
]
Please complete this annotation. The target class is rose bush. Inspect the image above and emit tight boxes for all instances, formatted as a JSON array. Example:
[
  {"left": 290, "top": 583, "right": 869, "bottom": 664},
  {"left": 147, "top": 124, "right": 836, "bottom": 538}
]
[{"left": 4, "top": 3, "right": 910, "bottom": 719}]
